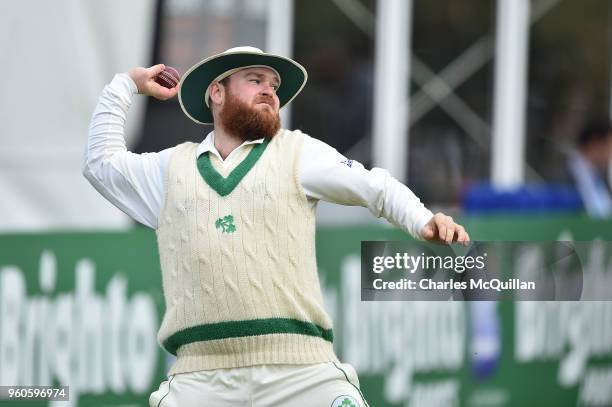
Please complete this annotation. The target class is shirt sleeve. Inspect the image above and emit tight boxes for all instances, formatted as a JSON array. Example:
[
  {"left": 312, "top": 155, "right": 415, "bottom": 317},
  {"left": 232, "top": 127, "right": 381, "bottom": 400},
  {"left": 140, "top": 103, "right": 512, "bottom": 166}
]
[
  {"left": 82, "top": 73, "right": 170, "bottom": 229},
  {"left": 299, "top": 134, "right": 434, "bottom": 239}
]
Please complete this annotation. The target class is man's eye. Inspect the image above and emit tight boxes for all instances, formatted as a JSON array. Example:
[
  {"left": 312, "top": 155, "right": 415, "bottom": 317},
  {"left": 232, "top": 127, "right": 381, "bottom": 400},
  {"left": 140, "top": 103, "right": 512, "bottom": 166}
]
[
  {"left": 250, "top": 79, "right": 260, "bottom": 84},
  {"left": 272, "top": 85, "right": 279, "bottom": 91}
]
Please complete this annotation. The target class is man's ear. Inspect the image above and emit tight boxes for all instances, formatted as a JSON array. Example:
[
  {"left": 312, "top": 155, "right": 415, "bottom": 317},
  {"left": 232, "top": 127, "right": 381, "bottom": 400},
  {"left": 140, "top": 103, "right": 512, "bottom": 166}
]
[{"left": 209, "top": 82, "right": 225, "bottom": 108}]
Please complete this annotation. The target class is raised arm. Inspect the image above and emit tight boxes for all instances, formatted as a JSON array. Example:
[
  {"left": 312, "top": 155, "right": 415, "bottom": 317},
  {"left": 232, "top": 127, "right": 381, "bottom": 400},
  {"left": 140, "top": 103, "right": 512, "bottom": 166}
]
[
  {"left": 82, "top": 65, "right": 179, "bottom": 229},
  {"left": 299, "top": 135, "right": 470, "bottom": 244}
]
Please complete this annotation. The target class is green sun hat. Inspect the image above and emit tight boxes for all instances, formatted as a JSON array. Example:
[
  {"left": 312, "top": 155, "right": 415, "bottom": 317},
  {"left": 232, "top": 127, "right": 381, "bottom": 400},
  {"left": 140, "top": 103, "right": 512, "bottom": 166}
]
[{"left": 178, "top": 46, "right": 308, "bottom": 125}]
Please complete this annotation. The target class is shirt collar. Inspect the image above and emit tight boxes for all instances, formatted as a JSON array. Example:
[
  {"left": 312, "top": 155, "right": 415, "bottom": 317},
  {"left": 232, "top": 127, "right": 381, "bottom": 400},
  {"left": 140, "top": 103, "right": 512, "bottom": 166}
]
[{"left": 196, "top": 131, "right": 265, "bottom": 159}]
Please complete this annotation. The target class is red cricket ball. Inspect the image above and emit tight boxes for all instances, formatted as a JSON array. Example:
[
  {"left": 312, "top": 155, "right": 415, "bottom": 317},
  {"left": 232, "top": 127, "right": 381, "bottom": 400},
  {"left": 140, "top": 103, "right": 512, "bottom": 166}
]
[{"left": 154, "top": 66, "right": 180, "bottom": 89}]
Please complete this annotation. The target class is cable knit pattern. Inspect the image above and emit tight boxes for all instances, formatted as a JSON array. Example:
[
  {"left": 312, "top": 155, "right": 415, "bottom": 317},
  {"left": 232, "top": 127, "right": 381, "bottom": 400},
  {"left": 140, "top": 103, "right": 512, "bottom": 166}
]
[{"left": 156, "top": 129, "right": 338, "bottom": 374}]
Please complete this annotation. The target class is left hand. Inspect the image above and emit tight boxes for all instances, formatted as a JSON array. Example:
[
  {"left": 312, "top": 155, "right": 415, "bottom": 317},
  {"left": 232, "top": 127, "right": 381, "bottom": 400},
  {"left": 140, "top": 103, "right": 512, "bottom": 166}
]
[{"left": 421, "top": 212, "right": 470, "bottom": 245}]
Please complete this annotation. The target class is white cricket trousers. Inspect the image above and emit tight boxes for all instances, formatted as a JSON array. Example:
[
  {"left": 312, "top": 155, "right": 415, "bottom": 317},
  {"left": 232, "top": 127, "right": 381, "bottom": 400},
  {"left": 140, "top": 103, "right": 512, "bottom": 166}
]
[{"left": 149, "top": 362, "right": 369, "bottom": 407}]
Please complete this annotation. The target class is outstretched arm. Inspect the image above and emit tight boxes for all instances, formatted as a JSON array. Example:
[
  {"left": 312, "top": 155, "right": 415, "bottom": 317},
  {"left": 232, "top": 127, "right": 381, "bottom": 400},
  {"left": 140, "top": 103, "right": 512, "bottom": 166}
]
[{"left": 299, "top": 135, "right": 470, "bottom": 244}]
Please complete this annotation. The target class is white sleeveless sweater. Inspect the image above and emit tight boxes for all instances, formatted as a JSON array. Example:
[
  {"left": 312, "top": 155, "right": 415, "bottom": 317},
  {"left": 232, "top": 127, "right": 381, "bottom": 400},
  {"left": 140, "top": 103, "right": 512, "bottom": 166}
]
[{"left": 155, "top": 129, "right": 338, "bottom": 374}]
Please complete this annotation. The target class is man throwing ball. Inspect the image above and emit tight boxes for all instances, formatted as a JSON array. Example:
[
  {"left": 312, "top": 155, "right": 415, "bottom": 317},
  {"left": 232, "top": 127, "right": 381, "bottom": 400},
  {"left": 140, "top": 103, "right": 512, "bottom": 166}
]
[{"left": 83, "top": 46, "right": 469, "bottom": 406}]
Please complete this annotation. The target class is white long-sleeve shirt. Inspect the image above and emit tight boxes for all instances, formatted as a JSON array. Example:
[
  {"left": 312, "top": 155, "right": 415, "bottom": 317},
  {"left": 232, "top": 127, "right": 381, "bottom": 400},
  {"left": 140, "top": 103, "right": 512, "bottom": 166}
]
[{"left": 83, "top": 73, "right": 433, "bottom": 238}]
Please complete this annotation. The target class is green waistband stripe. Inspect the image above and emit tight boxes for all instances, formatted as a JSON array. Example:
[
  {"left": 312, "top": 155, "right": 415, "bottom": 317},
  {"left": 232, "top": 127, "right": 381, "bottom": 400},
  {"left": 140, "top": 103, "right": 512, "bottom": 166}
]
[{"left": 163, "top": 317, "right": 334, "bottom": 355}]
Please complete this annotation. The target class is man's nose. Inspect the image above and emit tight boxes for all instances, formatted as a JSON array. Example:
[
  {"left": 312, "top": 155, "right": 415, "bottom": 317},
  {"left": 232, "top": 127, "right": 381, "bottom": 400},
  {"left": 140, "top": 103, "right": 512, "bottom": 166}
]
[{"left": 260, "top": 84, "right": 274, "bottom": 95}]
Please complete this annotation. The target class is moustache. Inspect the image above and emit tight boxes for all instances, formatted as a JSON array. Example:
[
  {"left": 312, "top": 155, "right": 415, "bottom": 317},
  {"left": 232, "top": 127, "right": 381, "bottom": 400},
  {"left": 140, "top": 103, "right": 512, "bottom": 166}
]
[{"left": 254, "top": 97, "right": 275, "bottom": 106}]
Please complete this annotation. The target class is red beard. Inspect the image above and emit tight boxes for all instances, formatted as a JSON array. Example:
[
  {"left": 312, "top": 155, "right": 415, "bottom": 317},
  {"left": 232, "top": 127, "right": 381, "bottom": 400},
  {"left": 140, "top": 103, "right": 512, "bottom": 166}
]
[{"left": 219, "top": 91, "right": 281, "bottom": 141}]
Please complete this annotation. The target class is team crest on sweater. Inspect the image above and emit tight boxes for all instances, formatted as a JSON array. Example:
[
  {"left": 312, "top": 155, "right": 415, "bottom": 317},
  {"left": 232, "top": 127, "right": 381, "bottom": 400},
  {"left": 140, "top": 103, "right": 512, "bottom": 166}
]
[{"left": 215, "top": 214, "right": 236, "bottom": 233}]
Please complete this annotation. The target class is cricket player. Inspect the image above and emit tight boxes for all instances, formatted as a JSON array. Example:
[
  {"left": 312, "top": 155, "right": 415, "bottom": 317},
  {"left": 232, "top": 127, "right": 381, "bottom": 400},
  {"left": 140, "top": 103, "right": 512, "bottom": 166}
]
[{"left": 83, "top": 46, "right": 469, "bottom": 406}]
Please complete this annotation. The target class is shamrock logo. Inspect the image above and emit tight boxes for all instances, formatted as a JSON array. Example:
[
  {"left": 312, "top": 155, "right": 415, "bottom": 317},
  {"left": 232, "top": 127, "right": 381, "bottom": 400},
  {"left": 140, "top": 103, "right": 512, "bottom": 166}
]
[
  {"left": 341, "top": 398, "right": 356, "bottom": 407},
  {"left": 331, "top": 395, "right": 359, "bottom": 407},
  {"left": 215, "top": 215, "right": 236, "bottom": 234}
]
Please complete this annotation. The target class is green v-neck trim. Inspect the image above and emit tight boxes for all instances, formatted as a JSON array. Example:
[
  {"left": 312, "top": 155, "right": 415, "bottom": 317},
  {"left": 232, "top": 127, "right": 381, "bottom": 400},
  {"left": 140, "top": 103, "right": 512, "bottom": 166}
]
[{"left": 196, "top": 139, "right": 270, "bottom": 196}]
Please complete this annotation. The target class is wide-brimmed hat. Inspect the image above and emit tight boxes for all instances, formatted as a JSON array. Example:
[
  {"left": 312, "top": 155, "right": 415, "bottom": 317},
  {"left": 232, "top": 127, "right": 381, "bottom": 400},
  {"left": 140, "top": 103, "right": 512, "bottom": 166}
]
[{"left": 178, "top": 46, "right": 308, "bottom": 125}]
